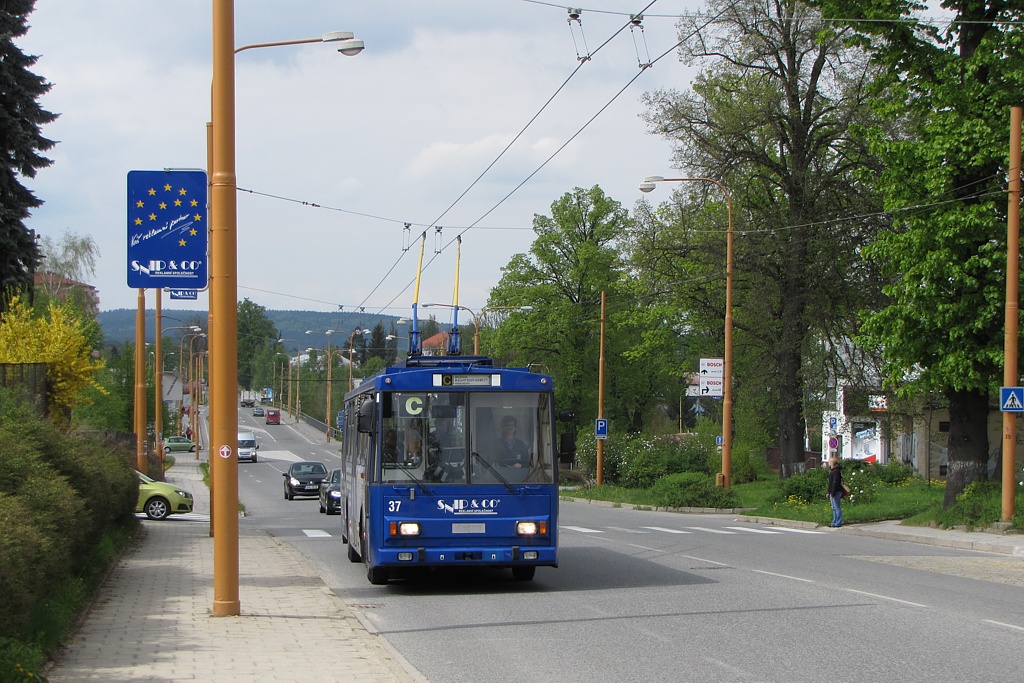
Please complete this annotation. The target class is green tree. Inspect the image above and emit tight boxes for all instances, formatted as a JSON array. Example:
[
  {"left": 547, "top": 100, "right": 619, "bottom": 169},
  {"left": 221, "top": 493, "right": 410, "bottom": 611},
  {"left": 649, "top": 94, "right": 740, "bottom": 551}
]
[
  {"left": 0, "top": 0, "right": 57, "bottom": 305},
  {"left": 366, "top": 322, "right": 390, "bottom": 363},
  {"left": 825, "top": 0, "right": 1024, "bottom": 505},
  {"left": 237, "top": 298, "right": 277, "bottom": 389},
  {"left": 641, "top": 0, "right": 887, "bottom": 475},
  {"left": 73, "top": 343, "right": 134, "bottom": 432},
  {"left": 488, "top": 186, "right": 661, "bottom": 433}
]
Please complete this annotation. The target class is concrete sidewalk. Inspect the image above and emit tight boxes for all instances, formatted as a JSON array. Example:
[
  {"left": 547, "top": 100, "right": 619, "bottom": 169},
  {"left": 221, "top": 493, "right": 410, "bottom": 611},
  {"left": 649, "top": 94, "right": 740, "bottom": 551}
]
[{"left": 45, "top": 455, "right": 423, "bottom": 683}]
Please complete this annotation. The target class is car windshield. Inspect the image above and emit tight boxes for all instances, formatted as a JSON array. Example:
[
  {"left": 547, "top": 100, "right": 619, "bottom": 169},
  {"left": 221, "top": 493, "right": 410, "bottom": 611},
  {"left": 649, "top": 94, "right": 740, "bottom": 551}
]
[
  {"left": 294, "top": 463, "right": 327, "bottom": 475},
  {"left": 239, "top": 438, "right": 255, "bottom": 448}
]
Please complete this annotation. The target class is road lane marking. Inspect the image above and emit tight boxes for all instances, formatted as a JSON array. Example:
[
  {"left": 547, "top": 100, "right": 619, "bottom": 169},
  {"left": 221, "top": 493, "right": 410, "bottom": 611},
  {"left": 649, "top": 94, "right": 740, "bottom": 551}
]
[
  {"left": 752, "top": 569, "right": 815, "bottom": 583},
  {"left": 628, "top": 543, "right": 658, "bottom": 551},
  {"left": 845, "top": 588, "right": 927, "bottom": 607},
  {"left": 606, "top": 526, "right": 649, "bottom": 533},
  {"left": 771, "top": 527, "right": 825, "bottom": 534},
  {"left": 303, "top": 529, "right": 332, "bottom": 538},
  {"left": 684, "top": 526, "right": 737, "bottom": 535},
  {"left": 726, "top": 526, "right": 782, "bottom": 534},
  {"left": 681, "top": 555, "right": 730, "bottom": 567},
  {"left": 983, "top": 619, "right": 1024, "bottom": 632},
  {"left": 642, "top": 526, "right": 692, "bottom": 534},
  {"left": 561, "top": 525, "right": 603, "bottom": 533}
]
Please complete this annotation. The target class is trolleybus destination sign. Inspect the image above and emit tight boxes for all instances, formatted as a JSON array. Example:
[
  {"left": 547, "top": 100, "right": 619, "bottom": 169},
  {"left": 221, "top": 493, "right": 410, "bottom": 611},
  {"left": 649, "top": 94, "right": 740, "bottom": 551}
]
[{"left": 127, "top": 169, "right": 208, "bottom": 289}]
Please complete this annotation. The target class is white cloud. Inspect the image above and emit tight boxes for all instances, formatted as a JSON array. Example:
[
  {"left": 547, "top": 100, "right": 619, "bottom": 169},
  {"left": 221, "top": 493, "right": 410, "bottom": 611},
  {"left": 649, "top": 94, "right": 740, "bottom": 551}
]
[{"left": 19, "top": 0, "right": 700, "bottom": 316}]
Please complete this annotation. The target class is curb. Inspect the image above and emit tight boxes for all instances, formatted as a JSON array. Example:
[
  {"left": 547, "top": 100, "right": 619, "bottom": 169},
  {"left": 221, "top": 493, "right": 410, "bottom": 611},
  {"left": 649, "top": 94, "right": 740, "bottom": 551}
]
[{"left": 559, "top": 496, "right": 750, "bottom": 515}]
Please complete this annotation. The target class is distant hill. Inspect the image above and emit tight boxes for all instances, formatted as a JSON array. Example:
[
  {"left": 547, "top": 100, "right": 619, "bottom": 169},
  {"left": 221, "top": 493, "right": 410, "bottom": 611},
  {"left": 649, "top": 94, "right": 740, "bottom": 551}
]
[{"left": 98, "top": 309, "right": 406, "bottom": 347}]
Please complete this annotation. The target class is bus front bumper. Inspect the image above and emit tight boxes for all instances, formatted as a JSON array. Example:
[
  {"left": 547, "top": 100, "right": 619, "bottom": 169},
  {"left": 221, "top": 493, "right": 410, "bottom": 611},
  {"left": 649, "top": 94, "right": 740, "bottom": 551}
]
[{"left": 377, "top": 545, "right": 557, "bottom": 567}]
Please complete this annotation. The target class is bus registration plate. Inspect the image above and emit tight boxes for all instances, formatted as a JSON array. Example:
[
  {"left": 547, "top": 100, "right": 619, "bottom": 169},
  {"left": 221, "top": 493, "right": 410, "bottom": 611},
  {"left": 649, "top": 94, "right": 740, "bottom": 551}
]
[{"left": 452, "top": 523, "right": 486, "bottom": 534}]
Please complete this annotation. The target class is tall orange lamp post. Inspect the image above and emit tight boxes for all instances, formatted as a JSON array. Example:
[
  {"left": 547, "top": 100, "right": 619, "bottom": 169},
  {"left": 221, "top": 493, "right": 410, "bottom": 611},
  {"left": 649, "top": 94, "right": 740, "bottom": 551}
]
[
  {"left": 640, "top": 175, "right": 734, "bottom": 488},
  {"left": 210, "top": 0, "right": 364, "bottom": 615}
]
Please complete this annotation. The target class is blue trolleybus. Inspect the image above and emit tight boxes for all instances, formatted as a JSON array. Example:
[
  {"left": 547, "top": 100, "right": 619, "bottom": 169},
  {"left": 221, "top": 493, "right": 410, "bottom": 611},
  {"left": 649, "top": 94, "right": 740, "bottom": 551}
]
[{"left": 340, "top": 355, "right": 565, "bottom": 585}]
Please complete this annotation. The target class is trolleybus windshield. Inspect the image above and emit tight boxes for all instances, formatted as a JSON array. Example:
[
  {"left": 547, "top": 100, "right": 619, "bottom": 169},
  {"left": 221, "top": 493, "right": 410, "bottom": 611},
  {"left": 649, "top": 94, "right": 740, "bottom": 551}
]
[{"left": 378, "top": 390, "right": 554, "bottom": 486}]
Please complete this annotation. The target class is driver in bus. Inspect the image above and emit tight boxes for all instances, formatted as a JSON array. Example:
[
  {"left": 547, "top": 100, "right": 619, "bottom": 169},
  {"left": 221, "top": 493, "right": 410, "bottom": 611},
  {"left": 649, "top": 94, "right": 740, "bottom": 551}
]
[{"left": 497, "top": 415, "right": 530, "bottom": 468}]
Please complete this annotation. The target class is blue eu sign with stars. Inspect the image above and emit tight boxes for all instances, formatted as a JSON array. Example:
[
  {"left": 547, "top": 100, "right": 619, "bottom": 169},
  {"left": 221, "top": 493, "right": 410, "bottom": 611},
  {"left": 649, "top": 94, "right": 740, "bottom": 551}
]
[
  {"left": 127, "top": 170, "right": 208, "bottom": 289},
  {"left": 1000, "top": 387, "right": 1024, "bottom": 413}
]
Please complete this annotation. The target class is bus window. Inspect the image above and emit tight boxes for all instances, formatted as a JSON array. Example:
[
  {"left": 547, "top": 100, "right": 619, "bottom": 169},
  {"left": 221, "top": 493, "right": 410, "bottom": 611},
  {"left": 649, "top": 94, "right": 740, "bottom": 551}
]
[{"left": 469, "top": 392, "right": 552, "bottom": 484}]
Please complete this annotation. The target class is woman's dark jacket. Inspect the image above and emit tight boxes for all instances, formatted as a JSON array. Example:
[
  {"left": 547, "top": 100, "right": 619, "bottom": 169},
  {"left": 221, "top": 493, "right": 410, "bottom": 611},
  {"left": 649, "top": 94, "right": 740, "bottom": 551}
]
[{"left": 827, "top": 464, "right": 843, "bottom": 496}]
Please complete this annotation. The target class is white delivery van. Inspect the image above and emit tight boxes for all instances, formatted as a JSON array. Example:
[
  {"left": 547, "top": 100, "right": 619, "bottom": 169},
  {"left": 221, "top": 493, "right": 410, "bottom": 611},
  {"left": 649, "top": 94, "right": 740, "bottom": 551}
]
[{"left": 238, "top": 431, "right": 258, "bottom": 462}]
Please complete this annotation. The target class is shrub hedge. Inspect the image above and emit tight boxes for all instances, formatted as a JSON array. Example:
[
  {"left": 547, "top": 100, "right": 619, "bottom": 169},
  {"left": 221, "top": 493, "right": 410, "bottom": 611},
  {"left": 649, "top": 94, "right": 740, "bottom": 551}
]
[{"left": 0, "top": 387, "right": 137, "bottom": 648}]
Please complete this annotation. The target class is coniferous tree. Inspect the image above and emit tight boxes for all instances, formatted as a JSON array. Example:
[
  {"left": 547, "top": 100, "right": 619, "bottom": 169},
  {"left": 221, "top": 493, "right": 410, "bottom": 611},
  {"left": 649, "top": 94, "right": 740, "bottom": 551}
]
[{"left": 0, "top": 0, "right": 57, "bottom": 305}]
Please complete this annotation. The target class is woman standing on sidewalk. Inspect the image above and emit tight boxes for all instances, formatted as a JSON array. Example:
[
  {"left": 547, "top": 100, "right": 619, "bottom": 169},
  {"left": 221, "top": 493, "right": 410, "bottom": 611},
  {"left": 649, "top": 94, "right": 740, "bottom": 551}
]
[{"left": 826, "top": 456, "right": 843, "bottom": 527}]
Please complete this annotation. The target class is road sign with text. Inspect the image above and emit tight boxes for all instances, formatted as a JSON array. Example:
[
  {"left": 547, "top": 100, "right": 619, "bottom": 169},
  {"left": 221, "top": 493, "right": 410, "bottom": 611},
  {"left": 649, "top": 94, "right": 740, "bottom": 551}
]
[{"left": 699, "top": 358, "right": 725, "bottom": 398}]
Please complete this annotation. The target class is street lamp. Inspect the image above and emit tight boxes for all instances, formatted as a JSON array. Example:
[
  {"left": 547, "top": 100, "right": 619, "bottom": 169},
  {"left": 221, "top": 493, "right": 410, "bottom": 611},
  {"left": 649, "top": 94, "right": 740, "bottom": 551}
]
[
  {"left": 385, "top": 333, "right": 409, "bottom": 360},
  {"left": 277, "top": 338, "right": 299, "bottom": 421},
  {"left": 209, "top": 13, "right": 365, "bottom": 615},
  {"left": 348, "top": 328, "right": 372, "bottom": 391},
  {"left": 422, "top": 303, "right": 534, "bottom": 355},
  {"left": 168, "top": 326, "right": 203, "bottom": 371},
  {"left": 640, "top": 175, "right": 734, "bottom": 489},
  {"left": 161, "top": 325, "right": 201, "bottom": 444},
  {"left": 306, "top": 330, "right": 336, "bottom": 442}
]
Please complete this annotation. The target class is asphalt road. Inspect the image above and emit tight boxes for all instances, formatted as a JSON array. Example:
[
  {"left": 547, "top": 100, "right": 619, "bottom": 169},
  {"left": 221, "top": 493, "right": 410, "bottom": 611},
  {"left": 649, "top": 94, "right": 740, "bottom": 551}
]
[{"left": 232, "top": 410, "right": 1024, "bottom": 683}]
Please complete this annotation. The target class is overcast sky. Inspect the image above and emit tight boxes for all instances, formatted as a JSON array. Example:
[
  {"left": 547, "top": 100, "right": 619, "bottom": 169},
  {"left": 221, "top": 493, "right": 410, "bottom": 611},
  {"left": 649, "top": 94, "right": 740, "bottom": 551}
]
[{"left": 20, "top": 0, "right": 700, "bottom": 325}]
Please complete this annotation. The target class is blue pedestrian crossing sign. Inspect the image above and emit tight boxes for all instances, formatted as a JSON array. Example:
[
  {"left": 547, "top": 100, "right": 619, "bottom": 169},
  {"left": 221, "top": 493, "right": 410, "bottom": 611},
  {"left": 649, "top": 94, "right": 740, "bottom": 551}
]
[
  {"left": 1000, "top": 387, "right": 1024, "bottom": 412},
  {"left": 595, "top": 418, "right": 608, "bottom": 440}
]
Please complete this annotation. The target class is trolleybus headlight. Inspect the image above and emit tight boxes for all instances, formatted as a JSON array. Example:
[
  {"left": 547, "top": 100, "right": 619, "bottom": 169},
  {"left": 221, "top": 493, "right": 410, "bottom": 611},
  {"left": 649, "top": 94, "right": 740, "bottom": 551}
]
[
  {"left": 390, "top": 521, "right": 421, "bottom": 536},
  {"left": 523, "top": 551, "right": 539, "bottom": 560},
  {"left": 516, "top": 521, "right": 538, "bottom": 536},
  {"left": 398, "top": 552, "right": 414, "bottom": 561}
]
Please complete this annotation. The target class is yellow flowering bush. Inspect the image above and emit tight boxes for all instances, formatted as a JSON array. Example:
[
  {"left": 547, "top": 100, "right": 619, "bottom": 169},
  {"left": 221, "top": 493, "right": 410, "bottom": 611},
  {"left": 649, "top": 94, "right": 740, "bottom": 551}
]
[{"left": 0, "top": 295, "right": 106, "bottom": 414}]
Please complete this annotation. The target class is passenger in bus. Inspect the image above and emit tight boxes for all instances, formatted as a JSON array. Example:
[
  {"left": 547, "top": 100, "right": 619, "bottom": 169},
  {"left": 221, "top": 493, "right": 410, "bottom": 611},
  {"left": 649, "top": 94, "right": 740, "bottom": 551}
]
[
  {"left": 497, "top": 415, "right": 530, "bottom": 468},
  {"left": 382, "top": 428, "right": 399, "bottom": 463}
]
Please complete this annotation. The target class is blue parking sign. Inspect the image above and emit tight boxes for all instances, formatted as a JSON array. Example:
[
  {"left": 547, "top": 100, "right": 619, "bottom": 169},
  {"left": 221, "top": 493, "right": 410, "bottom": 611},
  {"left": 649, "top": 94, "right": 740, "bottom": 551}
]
[
  {"left": 595, "top": 418, "right": 608, "bottom": 440},
  {"left": 127, "top": 170, "right": 208, "bottom": 289}
]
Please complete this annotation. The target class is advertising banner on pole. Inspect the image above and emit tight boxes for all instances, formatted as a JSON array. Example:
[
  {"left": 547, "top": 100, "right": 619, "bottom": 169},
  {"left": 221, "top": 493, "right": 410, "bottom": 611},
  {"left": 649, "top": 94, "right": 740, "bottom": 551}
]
[{"left": 127, "top": 169, "right": 208, "bottom": 289}]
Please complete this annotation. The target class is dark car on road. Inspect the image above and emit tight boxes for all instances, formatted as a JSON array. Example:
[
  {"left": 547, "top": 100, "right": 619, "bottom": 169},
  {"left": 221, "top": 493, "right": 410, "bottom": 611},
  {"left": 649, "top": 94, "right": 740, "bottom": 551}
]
[
  {"left": 283, "top": 461, "right": 328, "bottom": 500},
  {"left": 319, "top": 468, "right": 341, "bottom": 514}
]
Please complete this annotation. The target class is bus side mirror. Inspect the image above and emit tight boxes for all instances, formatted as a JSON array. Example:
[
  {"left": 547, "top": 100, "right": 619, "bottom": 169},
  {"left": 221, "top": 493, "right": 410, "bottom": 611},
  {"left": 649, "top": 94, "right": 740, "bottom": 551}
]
[
  {"left": 357, "top": 399, "right": 378, "bottom": 434},
  {"left": 558, "top": 432, "right": 576, "bottom": 464},
  {"left": 557, "top": 409, "right": 575, "bottom": 422}
]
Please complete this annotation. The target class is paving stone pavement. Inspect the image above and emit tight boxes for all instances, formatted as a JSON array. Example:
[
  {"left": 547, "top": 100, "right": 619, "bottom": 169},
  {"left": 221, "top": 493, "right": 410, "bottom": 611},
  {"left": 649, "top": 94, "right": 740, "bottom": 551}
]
[{"left": 44, "top": 455, "right": 424, "bottom": 683}]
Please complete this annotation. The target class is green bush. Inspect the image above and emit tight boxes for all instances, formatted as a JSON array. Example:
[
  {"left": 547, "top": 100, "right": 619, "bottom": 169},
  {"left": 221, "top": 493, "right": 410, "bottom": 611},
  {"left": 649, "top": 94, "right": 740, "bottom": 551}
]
[
  {"left": 937, "top": 481, "right": 1002, "bottom": 530},
  {"left": 0, "top": 636, "right": 46, "bottom": 683},
  {"left": 577, "top": 430, "right": 716, "bottom": 488},
  {"left": 0, "top": 494, "right": 49, "bottom": 638},
  {"left": 649, "top": 472, "right": 738, "bottom": 509},
  {"left": 730, "top": 442, "right": 773, "bottom": 484},
  {"left": 0, "top": 386, "right": 137, "bottom": 641},
  {"left": 874, "top": 460, "right": 917, "bottom": 485},
  {"left": 776, "top": 466, "right": 829, "bottom": 504}
]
